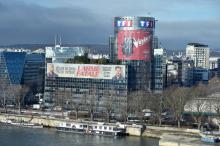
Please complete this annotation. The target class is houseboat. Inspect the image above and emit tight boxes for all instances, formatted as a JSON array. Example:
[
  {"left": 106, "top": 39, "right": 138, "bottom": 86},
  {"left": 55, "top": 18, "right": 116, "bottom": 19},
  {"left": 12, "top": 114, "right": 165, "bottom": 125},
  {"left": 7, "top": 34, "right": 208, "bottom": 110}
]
[
  {"left": 56, "top": 122, "right": 127, "bottom": 137},
  {"left": 56, "top": 122, "right": 88, "bottom": 134}
]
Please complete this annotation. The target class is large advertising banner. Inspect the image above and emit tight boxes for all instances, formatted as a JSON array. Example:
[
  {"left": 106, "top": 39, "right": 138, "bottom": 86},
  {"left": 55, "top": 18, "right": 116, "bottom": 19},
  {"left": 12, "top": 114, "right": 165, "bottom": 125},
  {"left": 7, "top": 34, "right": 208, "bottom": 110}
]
[
  {"left": 47, "top": 63, "right": 126, "bottom": 80},
  {"left": 117, "top": 30, "right": 152, "bottom": 61}
]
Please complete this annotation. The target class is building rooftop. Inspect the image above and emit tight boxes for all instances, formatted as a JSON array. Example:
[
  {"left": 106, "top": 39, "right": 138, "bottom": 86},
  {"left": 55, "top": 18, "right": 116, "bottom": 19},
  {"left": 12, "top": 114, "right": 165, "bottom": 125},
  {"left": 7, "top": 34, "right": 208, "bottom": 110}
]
[{"left": 187, "top": 43, "right": 208, "bottom": 47}]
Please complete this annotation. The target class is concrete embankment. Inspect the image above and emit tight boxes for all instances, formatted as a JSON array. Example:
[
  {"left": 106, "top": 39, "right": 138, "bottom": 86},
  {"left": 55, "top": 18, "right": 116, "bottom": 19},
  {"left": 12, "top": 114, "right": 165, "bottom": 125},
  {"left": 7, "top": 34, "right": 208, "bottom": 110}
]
[
  {"left": 143, "top": 126, "right": 200, "bottom": 138},
  {"left": 0, "top": 113, "right": 64, "bottom": 127},
  {"left": 0, "top": 113, "right": 144, "bottom": 136},
  {"left": 0, "top": 113, "right": 211, "bottom": 146},
  {"left": 159, "top": 133, "right": 208, "bottom": 146},
  {"left": 126, "top": 124, "right": 145, "bottom": 136},
  {"left": 142, "top": 126, "right": 211, "bottom": 146}
]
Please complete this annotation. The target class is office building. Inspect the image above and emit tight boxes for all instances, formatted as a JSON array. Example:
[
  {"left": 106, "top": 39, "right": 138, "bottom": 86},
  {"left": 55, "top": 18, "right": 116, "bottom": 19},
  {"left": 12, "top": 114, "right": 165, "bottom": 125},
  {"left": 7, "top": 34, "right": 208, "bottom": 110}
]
[
  {"left": 181, "top": 59, "right": 194, "bottom": 87},
  {"left": 166, "top": 57, "right": 195, "bottom": 87},
  {"left": 166, "top": 57, "right": 182, "bottom": 86},
  {"left": 44, "top": 16, "right": 156, "bottom": 117},
  {"left": 186, "top": 43, "right": 210, "bottom": 68},
  {"left": 209, "top": 57, "right": 219, "bottom": 78},
  {"left": 193, "top": 68, "right": 209, "bottom": 84},
  {"left": 22, "top": 53, "right": 45, "bottom": 103},
  {"left": 44, "top": 45, "right": 128, "bottom": 116},
  {"left": 209, "top": 57, "right": 219, "bottom": 69},
  {"left": 46, "top": 45, "right": 87, "bottom": 63},
  {"left": 153, "top": 36, "right": 159, "bottom": 49},
  {"left": 112, "top": 16, "right": 155, "bottom": 91},
  {"left": 152, "top": 48, "right": 167, "bottom": 92},
  {"left": 1, "top": 51, "right": 26, "bottom": 84},
  {"left": 0, "top": 51, "right": 14, "bottom": 105},
  {"left": 109, "top": 36, "right": 116, "bottom": 63},
  {"left": 218, "top": 59, "right": 220, "bottom": 77},
  {"left": 0, "top": 51, "right": 45, "bottom": 105}
]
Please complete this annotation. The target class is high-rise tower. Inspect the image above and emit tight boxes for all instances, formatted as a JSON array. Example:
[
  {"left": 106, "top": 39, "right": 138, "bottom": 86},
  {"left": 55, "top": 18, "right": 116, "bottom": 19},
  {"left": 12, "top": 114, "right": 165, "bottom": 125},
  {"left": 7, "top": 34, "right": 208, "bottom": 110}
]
[
  {"left": 186, "top": 43, "right": 210, "bottom": 69},
  {"left": 111, "top": 16, "right": 155, "bottom": 91}
]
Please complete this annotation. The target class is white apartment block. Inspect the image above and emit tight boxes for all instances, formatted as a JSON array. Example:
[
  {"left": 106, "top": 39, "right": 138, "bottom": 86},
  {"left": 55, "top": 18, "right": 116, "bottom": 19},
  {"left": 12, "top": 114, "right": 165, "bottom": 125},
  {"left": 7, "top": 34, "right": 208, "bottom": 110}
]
[{"left": 186, "top": 43, "right": 210, "bottom": 68}]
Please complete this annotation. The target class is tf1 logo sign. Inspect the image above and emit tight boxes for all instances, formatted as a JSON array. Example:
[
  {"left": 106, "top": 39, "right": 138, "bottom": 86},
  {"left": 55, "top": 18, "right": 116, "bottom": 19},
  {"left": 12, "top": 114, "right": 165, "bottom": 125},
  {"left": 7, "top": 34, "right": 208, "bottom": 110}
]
[
  {"left": 116, "top": 20, "right": 133, "bottom": 27},
  {"left": 139, "top": 20, "right": 154, "bottom": 28}
]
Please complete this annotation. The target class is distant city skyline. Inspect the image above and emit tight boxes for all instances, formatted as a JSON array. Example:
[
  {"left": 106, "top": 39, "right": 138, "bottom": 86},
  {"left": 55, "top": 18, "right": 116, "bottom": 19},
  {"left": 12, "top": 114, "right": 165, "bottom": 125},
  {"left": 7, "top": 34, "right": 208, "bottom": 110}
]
[{"left": 0, "top": 0, "right": 219, "bottom": 50}]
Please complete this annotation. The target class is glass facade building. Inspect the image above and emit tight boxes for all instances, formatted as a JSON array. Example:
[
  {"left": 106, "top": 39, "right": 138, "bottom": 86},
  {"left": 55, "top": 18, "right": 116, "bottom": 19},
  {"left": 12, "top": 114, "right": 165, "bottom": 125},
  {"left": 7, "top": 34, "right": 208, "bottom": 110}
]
[
  {"left": 152, "top": 48, "right": 167, "bottom": 92},
  {"left": 46, "top": 46, "right": 87, "bottom": 63},
  {"left": 45, "top": 76, "right": 128, "bottom": 113},
  {"left": 193, "top": 68, "right": 209, "bottom": 84},
  {"left": 218, "top": 59, "right": 220, "bottom": 77},
  {"left": 0, "top": 51, "right": 26, "bottom": 105},
  {"left": 22, "top": 53, "right": 45, "bottom": 85},
  {"left": 0, "top": 51, "right": 12, "bottom": 105},
  {"left": 111, "top": 16, "right": 155, "bottom": 91},
  {"left": 0, "top": 51, "right": 45, "bottom": 105},
  {"left": 44, "top": 46, "right": 128, "bottom": 115},
  {"left": 22, "top": 53, "right": 45, "bottom": 103},
  {"left": 181, "top": 59, "right": 194, "bottom": 87},
  {"left": 3, "top": 52, "right": 26, "bottom": 84}
]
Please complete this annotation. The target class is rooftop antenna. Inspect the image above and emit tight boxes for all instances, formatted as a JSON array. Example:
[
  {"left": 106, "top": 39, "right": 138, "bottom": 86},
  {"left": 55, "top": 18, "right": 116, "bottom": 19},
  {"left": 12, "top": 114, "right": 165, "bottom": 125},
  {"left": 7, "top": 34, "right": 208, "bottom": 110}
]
[
  {"left": 54, "top": 35, "right": 57, "bottom": 47},
  {"left": 59, "top": 35, "right": 62, "bottom": 46},
  {"left": 54, "top": 34, "right": 61, "bottom": 47}
]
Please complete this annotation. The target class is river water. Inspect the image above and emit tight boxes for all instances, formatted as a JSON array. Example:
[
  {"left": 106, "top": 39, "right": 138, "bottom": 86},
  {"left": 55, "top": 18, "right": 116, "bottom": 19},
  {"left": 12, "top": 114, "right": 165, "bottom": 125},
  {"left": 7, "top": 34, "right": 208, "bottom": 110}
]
[{"left": 0, "top": 126, "right": 159, "bottom": 146}]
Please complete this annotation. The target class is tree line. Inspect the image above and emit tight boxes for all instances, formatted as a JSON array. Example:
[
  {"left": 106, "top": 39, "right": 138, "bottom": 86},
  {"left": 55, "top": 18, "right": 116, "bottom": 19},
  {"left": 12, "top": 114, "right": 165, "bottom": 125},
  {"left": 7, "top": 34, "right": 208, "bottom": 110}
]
[
  {"left": 1, "top": 76, "right": 220, "bottom": 129},
  {"left": 0, "top": 78, "right": 29, "bottom": 114},
  {"left": 127, "top": 77, "right": 220, "bottom": 129}
]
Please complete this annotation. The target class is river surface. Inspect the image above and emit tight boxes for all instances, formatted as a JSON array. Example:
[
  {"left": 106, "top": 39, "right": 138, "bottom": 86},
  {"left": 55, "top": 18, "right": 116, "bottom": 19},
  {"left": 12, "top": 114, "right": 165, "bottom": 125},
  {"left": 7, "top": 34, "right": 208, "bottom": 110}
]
[{"left": 0, "top": 126, "right": 159, "bottom": 146}]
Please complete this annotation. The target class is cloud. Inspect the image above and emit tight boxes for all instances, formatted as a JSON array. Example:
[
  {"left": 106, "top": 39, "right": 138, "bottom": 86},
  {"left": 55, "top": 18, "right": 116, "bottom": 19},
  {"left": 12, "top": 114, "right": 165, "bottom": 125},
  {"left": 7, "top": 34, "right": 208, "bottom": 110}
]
[
  {"left": 157, "top": 20, "right": 220, "bottom": 49},
  {"left": 0, "top": 1, "right": 112, "bottom": 45},
  {"left": 0, "top": 0, "right": 219, "bottom": 50}
]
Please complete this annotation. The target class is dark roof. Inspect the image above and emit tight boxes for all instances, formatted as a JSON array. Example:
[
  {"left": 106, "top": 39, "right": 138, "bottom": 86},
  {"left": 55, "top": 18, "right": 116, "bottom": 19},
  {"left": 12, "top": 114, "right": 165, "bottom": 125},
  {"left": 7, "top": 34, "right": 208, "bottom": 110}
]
[{"left": 187, "top": 43, "right": 208, "bottom": 47}]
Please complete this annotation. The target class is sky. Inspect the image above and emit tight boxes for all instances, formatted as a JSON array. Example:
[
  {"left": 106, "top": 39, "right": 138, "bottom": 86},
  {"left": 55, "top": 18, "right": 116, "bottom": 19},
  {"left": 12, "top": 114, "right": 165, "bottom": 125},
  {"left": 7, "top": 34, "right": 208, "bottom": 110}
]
[{"left": 0, "top": 0, "right": 219, "bottom": 50}]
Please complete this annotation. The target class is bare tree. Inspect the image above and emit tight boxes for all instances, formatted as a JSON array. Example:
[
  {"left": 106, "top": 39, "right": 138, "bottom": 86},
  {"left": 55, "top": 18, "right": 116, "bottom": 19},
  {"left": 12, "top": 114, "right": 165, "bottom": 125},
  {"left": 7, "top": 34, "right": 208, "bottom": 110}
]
[
  {"left": 127, "top": 90, "right": 148, "bottom": 123},
  {"left": 72, "top": 100, "right": 81, "bottom": 120},
  {"left": 164, "top": 86, "right": 191, "bottom": 128},
  {"left": 148, "top": 93, "right": 163, "bottom": 126},
  {"left": 71, "top": 94, "right": 82, "bottom": 120},
  {"left": 212, "top": 99, "right": 220, "bottom": 114},
  {"left": 53, "top": 89, "right": 65, "bottom": 118},
  {"left": 186, "top": 83, "right": 208, "bottom": 129},
  {"left": 103, "top": 89, "right": 116, "bottom": 123},
  {"left": 13, "top": 85, "right": 29, "bottom": 114},
  {"left": 88, "top": 95, "right": 96, "bottom": 121},
  {"left": 0, "top": 79, "right": 10, "bottom": 113},
  {"left": 208, "top": 77, "right": 220, "bottom": 94},
  {"left": 186, "top": 98, "right": 207, "bottom": 129},
  {"left": 61, "top": 89, "right": 83, "bottom": 120},
  {"left": 87, "top": 87, "right": 98, "bottom": 121},
  {"left": 207, "top": 78, "right": 220, "bottom": 117},
  {"left": 120, "top": 102, "right": 128, "bottom": 123}
]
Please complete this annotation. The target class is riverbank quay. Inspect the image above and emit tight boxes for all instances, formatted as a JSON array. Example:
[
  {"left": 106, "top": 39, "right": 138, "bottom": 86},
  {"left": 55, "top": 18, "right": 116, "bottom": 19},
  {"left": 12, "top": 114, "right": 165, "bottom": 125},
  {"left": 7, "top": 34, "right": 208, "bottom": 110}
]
[
  {"left": 0, "top": 113, "right": 212, "bottom": 145},
  {"left": 143, "top": 126, "right": 212, "bottom": 146},
  {"left": 159, "top": 133, "right": 210, "bottom": 146},
  {"left": 0, "top": 113, "right": 144, "bottom": 136}
]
